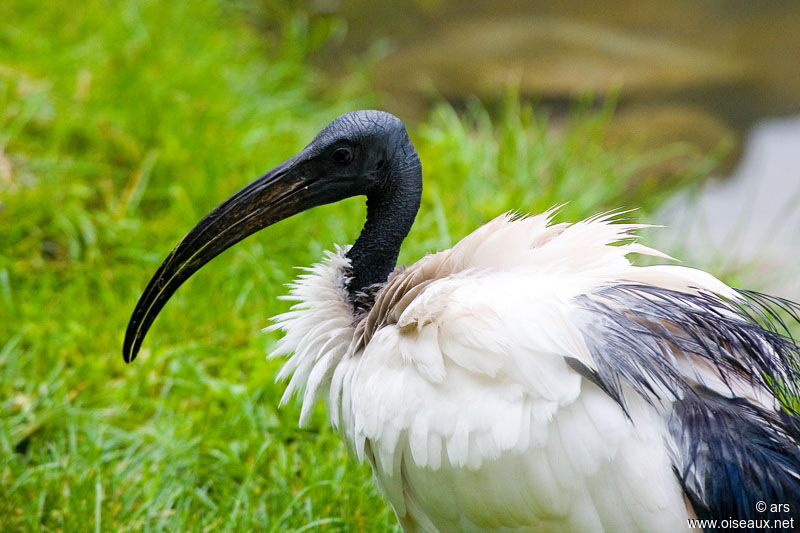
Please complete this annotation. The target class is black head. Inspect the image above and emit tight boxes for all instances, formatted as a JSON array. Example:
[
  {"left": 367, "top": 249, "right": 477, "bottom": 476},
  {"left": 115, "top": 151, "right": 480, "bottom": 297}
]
[
  {"left": 123, "top": 110, "right": 422, "bottom": 363},
  {"left": 309, "top": 110, "right": 414, "bottom": 179}
]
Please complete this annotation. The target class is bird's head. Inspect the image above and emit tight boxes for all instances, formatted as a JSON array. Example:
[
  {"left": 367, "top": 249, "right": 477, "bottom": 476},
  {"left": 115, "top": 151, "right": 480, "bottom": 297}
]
[
  {"left": 123, "top": 110, "right": 420, "bottom": 363},
  {"left": 306, "top": 110, "right": 420, "bottom": 196}
]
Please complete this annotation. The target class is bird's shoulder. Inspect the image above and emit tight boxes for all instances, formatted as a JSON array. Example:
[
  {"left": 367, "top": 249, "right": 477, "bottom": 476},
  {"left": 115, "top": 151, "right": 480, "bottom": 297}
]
[{"left": 358, "top": 210, "right": 665, "bottom": 350}]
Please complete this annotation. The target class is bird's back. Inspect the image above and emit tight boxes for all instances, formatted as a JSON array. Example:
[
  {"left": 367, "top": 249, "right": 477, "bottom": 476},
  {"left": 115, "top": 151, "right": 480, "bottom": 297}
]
[{"left": 272, "top": 211, "right": 800, "bottom": 532}]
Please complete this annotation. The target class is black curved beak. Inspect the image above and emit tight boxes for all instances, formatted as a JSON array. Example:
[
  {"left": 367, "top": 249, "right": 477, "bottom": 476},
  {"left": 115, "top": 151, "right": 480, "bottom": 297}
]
[{"left": 123, "top": 153, "right": 349, "bottom": 363}]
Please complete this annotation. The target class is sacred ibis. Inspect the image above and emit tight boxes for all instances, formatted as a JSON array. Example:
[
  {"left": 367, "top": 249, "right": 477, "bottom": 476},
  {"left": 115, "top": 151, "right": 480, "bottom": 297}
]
[{"left": 124, "top": 110, "right": 800, "bottom": 532}]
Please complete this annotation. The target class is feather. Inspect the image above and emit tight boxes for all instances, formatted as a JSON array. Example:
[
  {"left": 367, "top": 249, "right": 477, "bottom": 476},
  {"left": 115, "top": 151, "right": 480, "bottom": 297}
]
[{"left": 270, "top": 210, "right": 800, "bottom": 532}]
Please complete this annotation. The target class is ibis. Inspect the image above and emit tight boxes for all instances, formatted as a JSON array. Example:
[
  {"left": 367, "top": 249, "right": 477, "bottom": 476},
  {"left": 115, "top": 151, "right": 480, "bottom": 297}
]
[{"left": 124, "top": 110, "right": 800, "bottom": 532}]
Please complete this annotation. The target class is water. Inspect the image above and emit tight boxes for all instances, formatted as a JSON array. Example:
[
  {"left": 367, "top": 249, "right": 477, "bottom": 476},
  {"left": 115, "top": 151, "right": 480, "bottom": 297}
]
[
  {"left": 331, "top": 0, "right": 800, "bottom": 130},
  {"left": 654, "top": 117, "right": 800, "bottom": 299}
]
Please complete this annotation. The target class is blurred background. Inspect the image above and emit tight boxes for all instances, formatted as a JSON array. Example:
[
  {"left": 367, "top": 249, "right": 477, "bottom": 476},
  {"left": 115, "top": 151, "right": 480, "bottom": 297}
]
[
  {"left": 320, "top": 0, "right": 800, "bottom": 297},
  {"left": 1, "top": 0, "right": 798, "bottom": 530}
]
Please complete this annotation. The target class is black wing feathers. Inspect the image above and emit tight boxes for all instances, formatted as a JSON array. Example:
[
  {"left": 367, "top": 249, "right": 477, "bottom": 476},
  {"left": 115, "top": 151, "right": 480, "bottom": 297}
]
[
  {"left": 672, "top": 386, "right": 800, "bottom": 525},
  {"left": 574, "top": 285, "right": 800, "bottom": 527}
]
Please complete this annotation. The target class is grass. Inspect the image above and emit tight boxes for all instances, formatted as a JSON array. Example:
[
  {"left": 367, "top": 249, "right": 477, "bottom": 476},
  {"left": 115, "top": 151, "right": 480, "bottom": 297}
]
[{"left": 0, "top": 1, "right": 719, "bottom": 531}]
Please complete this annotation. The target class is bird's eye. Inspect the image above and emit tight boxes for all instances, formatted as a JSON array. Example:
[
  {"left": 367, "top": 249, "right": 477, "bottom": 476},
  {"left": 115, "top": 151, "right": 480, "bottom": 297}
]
[{"left": 331, "top": 147, "right": 354, "bottom": 166}]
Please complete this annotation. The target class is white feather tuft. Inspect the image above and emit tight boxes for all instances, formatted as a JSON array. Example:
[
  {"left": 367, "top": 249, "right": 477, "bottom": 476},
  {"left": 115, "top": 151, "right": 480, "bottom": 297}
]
[{"left": 267, "top": 210, "right": 758, "bottom": 531}]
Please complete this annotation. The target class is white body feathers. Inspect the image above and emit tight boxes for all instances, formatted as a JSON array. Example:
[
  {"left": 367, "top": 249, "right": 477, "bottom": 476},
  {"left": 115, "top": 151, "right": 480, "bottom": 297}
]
[{"left": 268, "top": 211, "right": 775, "bottom": 532}]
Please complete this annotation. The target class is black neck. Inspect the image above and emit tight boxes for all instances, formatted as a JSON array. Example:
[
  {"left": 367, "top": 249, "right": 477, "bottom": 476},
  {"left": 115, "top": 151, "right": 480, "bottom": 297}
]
[{"left": 345, "top": 159, "right": 422, "bottom": 305}]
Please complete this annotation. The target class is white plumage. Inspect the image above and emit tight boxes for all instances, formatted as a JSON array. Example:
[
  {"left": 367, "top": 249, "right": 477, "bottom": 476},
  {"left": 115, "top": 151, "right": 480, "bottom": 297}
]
[{"left": 269, "top": 211, "right": 784, "bottom": 531}]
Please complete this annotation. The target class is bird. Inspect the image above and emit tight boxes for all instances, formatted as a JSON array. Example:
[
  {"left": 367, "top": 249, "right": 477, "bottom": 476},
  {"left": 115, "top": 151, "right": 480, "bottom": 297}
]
[{"left": 124, "top": 110, "right": 800, "bottom": 532}]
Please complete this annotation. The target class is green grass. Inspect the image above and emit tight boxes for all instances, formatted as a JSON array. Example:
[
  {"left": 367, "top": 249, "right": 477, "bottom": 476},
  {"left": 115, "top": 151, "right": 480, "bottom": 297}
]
[{"left": 0, "top": 1, "right": 717, "bottom": 531}]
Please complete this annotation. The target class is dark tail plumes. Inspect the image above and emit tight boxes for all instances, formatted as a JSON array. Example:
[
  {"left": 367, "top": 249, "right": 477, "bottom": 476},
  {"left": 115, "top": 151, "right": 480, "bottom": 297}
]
[
  {"left": 671, "top": 386, "right": 800, "bottom": 527},
  {"left": 574, "top": 285, "right": 800, "bottom": 529}
]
